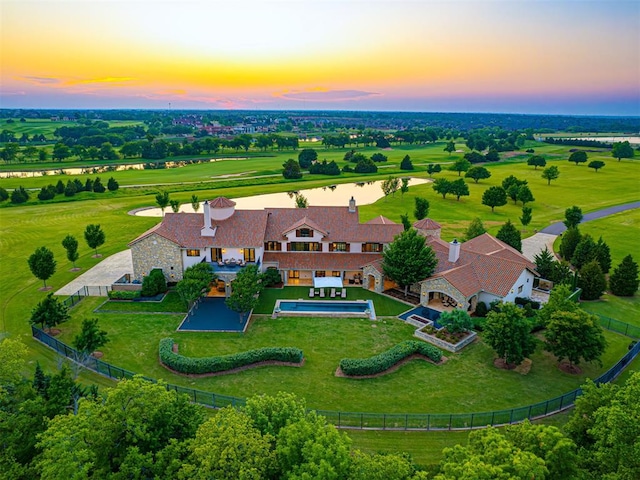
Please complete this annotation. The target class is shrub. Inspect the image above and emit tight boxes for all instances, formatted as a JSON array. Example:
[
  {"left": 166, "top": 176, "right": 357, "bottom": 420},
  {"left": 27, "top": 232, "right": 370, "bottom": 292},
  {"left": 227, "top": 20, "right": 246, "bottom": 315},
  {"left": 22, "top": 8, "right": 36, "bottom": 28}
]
[
  {"left": 474, "top": 301, "right": 488, "bottom": 317},
  {"left": 514, "top": 297, "right": 541, "bottom": 310},
  {"left": 141, "top": 268, "right": 167, "bottom": 297},
  {"left": 159, "top": 338, "right": 303, "bottom": 374},
  {"left": 339, "top": 340, "right": 442, "bottom": 376},
  {"left": 108, "top": 290, "right": 141, "bottom": 300},
  {"left": 262, "top": 268, "right": 282, "bottom": 287}
]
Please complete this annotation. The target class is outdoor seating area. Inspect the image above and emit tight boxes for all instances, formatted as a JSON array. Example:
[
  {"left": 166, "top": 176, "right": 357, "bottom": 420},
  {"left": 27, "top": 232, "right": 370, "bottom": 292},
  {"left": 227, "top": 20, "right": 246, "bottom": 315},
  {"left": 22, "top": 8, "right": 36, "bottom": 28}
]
[
  {"left": 308, "top": 287, "right": 348, "bottom": 298},
  {"left": 217, "top": 258, "right": 245, "bottom": 267}
]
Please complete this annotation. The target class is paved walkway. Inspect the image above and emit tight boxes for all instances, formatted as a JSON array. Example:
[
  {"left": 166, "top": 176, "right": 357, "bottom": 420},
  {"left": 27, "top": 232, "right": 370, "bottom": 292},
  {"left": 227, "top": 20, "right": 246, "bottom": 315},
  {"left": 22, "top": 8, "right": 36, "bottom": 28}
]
[
  {"left": 55, "top": 250, "right": 133, "bottom": 296},
  {"left": 521, "top": 201, "right": 640, "bottom": 262}
]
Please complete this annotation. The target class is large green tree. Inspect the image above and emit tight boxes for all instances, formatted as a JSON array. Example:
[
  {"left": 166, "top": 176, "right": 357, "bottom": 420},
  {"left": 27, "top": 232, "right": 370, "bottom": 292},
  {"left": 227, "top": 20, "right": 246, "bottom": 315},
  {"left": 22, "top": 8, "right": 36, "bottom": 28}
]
[
  {"left": 226, "top": 264, "right": 263, "bottom": 322},
  {"left": 382, "top": 228, "right": 437, "bottom": 297},
  {"left": 544, "top": 309, "right": 606, "bottom": 369},
  {"left": 463, "top": 217, "right": 486, "bottom": 241},
  {"left": 414, "top": 197, "right": 430, "bottom": 220},
  {"left": 464, "top": 165, "right": 491, "bottom": 183},
  {"left": 609, "top": 254, "right": 639, "bottom": 296},
  {"left": 73, "top": 318, "right": 109, "bottom": 356},
  {"left": 496, "top": 219, "right": 522, "bottom": 252},
  {"left": 563, "top": 205, "right": 583, "bottom": 229},
  {"left": 297, "top": 148, "right": 318, "bottom": 169},
  {"left": 559, "top": 226, "right": 581, "bottom": 260},
  {"left": 84, "top": 224, "right": 105, "bottom": 257},
  {"left": 448, "top": 158, "right": 471, "bottom": 176},
  {"left": 30, "top": 293, "right": 70, "bottom": 331},
  {"left": 481, "top": 186, "right": 507, "bottom": 212},
  {"left": 484, "top": 303, "right": 536, "bottom": 366},
  {"left": 449, "top": 178, "right": 469, "bottom": 201},
  {"left": 541, "top": 165, "right": 560, "bottom": 185},
  {"left": 611, "top": 140, "right": 634, "bottom": 161},
  {"left": 27, "top": 246, "right": 56, "bottom": 289},
  {"left": 588, "top": 160, "right": 605, "bottom": 172},
  {"left": 432, "top": 178, "right": 452, "bottom": 199},
  {"left": 569, "top": 150, "right": 588, "bottom": 165},
  {"left": 155, "top": 190, "right": 170, "bottom": 215},
  {"left": 526, "top": 155, "right": 546, "bottom": 169},
  {"left": 578, "top": 260, "right": 607, "bottom": 300}
]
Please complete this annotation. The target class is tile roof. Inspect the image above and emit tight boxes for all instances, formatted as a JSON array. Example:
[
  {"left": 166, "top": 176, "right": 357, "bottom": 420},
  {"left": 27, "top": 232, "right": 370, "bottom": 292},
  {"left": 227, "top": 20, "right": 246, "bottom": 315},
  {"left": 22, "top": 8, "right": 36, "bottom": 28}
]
[
  {"left": 208, "top": 197, "right": 236, "bottom": 208},
  {"left": 263, "top": 252, "right": 382, "bottom": 271},
  {"left": 419, "top": 233, "right": 537, "bottom": 298},
  {"left": 366, "top": 215, "right": 397, "bottom": 225},
  {"left": 413, "top": 218, "right": 441, "bottom": 230},
  {"left": 282, "top": 216, "right": 328, "bottom": 236}
]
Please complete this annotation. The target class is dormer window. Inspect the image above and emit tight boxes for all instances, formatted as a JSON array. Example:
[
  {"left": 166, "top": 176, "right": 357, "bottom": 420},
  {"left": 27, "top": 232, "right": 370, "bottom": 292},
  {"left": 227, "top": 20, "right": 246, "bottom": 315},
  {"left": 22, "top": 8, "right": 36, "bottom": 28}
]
[{"left": 296, "top": 228, "right": 312, "bottom": 238}]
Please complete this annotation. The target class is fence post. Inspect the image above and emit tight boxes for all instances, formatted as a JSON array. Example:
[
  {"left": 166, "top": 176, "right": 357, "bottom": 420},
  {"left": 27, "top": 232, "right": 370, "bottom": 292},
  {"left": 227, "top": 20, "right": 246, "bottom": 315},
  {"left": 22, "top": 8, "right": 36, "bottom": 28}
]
[
  {"left": 405, "top": 414, "right": 408, "bottom": 430},
  {"left": 383, "top": 414, "right": 386, "bottom": 430},
  {"left": 470, "top": 413, "right": 474, "bottom": 429},
  {"left": 360, "top": 413, "right": 363, "bottom": 429},
  {"left": 491, "top": 411, "right": 495, "bottom": 426},
  {"left": 338, "top": 412, "right": 340, "bottom": 428},
  {"left": 449, "top": 414, "right": 452, "bottom": 430}
]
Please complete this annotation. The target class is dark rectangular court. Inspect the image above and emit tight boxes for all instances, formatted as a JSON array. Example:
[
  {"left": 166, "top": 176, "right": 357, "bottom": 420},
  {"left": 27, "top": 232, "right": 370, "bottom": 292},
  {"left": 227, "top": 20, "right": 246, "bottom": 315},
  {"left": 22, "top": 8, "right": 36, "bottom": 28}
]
[{"left": 177, "top": 297, "right": 248, "bottom": 332}]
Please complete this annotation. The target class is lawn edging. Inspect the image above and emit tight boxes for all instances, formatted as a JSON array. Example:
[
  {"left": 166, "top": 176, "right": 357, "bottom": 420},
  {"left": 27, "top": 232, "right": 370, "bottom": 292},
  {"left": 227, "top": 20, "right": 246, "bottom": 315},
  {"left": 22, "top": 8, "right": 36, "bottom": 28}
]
[
  {"left": 338, "top": 340, "right": 443, "bottom": 377},
  {"left": 158, "top": 337, "right": 304, "bottom": 375}
]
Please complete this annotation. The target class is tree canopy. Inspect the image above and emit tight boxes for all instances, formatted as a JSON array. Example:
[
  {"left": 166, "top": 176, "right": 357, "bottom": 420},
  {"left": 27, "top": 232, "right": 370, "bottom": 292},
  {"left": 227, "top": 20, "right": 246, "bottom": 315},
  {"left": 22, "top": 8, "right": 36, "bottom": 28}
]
[
  {"left": 541, "top": 165, "right": 560, "bottom": 185},
  {"left": 84, "top": 224, "right": 105, "bottom": 256},
  {"left": 496, "top": 220, "right": 522, "bottom": 252},
  {"left": 609, "top": 254, "right": 639, "bottom": 296},
  {"left": 484, "top": 303, "right": 536, "bottom": 366},
  {"left": 382, "top": 228, "right": 437, "bottom": 297},
  {"left": 27, "top": 246, "right": 56, "bottom": 288},
  {"left": 225, "top": 264, "right": 263, "bottom": 321},
  {"left": 481, "top": 186, "right": 507, "bottom": 212},
  {"left": 544, "top": 308, "right": 606, "bottom": 368}
]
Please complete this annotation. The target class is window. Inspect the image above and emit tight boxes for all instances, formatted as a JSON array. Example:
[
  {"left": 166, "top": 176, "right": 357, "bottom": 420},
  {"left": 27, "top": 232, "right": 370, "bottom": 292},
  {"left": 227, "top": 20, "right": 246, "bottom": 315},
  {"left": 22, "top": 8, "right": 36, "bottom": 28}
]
[
  {"left": 289, "top": 270, "right": 300, "bottom": 279},
  {"left": 296, "top": 228, "right": 312, "bottom": 238},
  {"left": 330, "top": 242, "right": 349, "bottom": 252},
  {"left": 363, "top": 243, "right": 383, "bottom": 253},
  {"left": 518, "top": 285, "right": 523, "bottom": 294},
  {"left": 288, "top": 242, "right": 321, "bottom": 252},
  {"left": 264, "top": 241, "right": 281, "bottom": 251},
  {"left": 244, "top": 248, "right": 255, "bottom": 262},
  {"left": 186, "top": 249, "right": 200, "bottom": 257},
  {"left": 332, "top": 271, "right": 341, "bottom": 277},
  {"left": 315, "top": 271, "right": 326, "bottom": 277},
  {"left": 211, "top": 248, "right": 222, "bottom": 261}
]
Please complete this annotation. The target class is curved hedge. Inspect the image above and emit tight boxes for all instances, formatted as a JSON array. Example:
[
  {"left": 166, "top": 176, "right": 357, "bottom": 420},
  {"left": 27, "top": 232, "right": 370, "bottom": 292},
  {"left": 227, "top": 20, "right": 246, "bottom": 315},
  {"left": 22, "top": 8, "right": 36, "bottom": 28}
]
[
  {"left": 159, "top": 338, "right": 303, "bottom": 375},
  {"left": 339, "top": 340, "right": 443, "bottom": 376}
]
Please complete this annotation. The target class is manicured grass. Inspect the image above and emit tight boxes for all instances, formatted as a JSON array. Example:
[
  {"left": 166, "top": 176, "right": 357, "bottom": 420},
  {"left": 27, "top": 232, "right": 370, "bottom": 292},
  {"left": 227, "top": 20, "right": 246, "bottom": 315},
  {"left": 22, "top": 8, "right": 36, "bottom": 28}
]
[
  {"left": 96, "top": 291, "right": 187, "bottom": 313},
  {"left": 53, "top": 294, "right": 631, "bottom": 415},
  {"left": 254, "top": 286, "right": 412, "bottom": 316},
  {"left": 582, "top": 294, "right": 640, "bottom": 328}
]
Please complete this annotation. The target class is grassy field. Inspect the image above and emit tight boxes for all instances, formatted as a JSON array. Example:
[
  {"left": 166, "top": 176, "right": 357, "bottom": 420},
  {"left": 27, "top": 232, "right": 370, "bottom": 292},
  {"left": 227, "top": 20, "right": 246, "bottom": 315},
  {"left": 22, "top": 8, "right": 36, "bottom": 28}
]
[{"left": 0, "top": 119, "right": 144, "bottom": 138}]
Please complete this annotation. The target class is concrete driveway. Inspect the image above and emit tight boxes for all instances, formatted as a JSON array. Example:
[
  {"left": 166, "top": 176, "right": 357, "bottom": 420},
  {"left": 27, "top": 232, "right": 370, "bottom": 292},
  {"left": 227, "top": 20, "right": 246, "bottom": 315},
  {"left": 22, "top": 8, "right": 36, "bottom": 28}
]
[{"left": 55, "top": 250, "right": 133, "bottom": 296}]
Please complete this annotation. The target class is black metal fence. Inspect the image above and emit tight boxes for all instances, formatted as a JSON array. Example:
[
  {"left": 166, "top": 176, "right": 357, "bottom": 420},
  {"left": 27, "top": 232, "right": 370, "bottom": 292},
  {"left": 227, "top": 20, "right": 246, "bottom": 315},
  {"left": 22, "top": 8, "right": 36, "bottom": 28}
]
[
  {"left": 31, "top": 319, "right": 640, "bottom": 431},
  {"left": 62, "top": 285, "right": 112, "bottom": 309}
]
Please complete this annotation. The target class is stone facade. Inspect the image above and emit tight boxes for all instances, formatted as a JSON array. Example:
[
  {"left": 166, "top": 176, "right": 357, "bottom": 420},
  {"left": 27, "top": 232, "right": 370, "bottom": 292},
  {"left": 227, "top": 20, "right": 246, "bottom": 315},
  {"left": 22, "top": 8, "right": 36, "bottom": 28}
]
[
  {"left": 130, "top": 233, "right": 183, "bottom": 282},
  {"left": 419, "top": 277, "right": 467, "bottom": 309},
  {"left": 362, "top": 264, "right": 383, "bottom": 292}
]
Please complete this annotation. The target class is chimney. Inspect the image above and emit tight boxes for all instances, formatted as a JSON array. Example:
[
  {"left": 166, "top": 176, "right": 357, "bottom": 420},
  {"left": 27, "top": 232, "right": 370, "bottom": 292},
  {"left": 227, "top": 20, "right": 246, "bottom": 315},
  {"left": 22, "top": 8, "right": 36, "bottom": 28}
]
[
  {"left": 348, "top": 196, "right": 356, "bottom": 213},
  {"left": 201, "top": 200, "right": 216, "bottom": 237},
  {"left": 448, "top": 238, "right": 460, "bottom": 263}
]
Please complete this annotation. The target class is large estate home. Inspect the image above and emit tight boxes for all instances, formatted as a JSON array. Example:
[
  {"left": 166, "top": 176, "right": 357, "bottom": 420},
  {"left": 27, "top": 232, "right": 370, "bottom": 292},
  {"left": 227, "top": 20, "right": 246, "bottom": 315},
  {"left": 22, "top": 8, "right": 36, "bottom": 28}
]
[{"left": 129, "top": 196, "right": 538, "bottom": 312}]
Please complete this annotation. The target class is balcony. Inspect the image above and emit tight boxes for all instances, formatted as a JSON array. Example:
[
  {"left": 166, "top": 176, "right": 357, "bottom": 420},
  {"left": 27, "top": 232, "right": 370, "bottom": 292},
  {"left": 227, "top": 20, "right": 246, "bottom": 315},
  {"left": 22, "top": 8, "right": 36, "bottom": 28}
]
[{"left": 208, "top": 258, "right": 261, "bottom": 274}]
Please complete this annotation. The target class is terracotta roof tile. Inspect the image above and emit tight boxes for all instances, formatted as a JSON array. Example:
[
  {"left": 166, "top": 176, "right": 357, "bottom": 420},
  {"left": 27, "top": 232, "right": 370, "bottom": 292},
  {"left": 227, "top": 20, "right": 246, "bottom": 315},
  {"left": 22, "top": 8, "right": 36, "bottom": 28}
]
[
  {"left": 264, "top": 252, "right": 382, "bottom": 270},
  {"left": 366, "top": 215, "right": 397, "bottom": 225},
  {"left": 208, "top": 197, "right": 236, "bottom": 208},
  {"left": 282, "top": 216, "right": 328, "bottom": 236},
  {"left": 413, "top": 218, "right": 441, "bottom": 230}
]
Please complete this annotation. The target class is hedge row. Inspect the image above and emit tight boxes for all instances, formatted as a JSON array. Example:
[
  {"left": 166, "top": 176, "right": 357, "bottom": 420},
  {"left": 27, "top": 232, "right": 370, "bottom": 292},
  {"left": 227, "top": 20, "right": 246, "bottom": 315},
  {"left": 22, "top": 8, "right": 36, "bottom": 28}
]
[
  {"left": 108, "top": 290, "right": 141, "bottom": 300},
  {"left": 159, "top": 338, "right": 303, "bottom": 375},
  {"left": 339, "top": 340, "right": 443, "bottom": 376}
]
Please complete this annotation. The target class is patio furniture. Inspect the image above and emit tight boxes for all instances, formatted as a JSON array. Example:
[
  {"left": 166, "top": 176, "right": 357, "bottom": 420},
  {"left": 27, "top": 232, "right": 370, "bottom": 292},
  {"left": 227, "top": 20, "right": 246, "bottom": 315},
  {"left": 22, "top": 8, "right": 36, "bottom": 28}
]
[
  {"left": 330, "top": 288, "right": 336, "bottom": 298},
  {"left": 319, "top": 288, "right": 325, "bottom": 297},
  {"left": 309, "top": 288, "right": 315, "bottom": 298},
  {"left": 341, "top": 289, "right": 347, "bottom": 298}
]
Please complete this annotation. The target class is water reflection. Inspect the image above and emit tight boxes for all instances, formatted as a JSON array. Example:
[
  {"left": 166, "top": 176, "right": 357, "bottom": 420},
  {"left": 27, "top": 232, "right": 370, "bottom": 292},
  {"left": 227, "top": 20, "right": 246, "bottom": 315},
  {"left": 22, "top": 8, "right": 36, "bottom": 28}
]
[{"left": 134, "top": 178, "right": 430, "bottom": 217}]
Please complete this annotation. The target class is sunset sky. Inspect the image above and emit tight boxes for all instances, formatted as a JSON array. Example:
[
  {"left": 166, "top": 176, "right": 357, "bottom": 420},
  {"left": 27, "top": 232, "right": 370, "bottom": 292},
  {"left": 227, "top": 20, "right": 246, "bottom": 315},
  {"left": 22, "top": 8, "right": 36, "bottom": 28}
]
[{"left": 1, "top": 0, "right": 639, "bottom": 115}]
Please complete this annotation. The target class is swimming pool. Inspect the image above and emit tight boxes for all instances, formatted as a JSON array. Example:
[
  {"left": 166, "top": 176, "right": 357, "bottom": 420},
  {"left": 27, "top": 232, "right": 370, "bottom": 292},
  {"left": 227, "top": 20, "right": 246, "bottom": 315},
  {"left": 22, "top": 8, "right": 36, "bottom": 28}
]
[{"left": 273, "top": 300, "right": 375, "bottom": 319}]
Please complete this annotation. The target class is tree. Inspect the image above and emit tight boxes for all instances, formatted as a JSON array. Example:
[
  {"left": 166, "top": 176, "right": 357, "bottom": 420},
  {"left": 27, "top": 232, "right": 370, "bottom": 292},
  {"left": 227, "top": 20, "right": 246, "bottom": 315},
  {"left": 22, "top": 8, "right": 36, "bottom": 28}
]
[
  {"left": 464, "top": 166, "right": 491, "bottom": 183},
  {"left": 282, "top": 158, "right": 302, "bottom": 179},
  {"left": 297, "top": 148, "right": 317, "bottom": 169},
  {"left": 593, "top": 236, "right": 612, "bottom": 274},
  {"left": 180, "top": 407, "right": 275, "bottom": 480},
  {"left": 448, "top": 158, "right": 471, "bottom": 176},
  {"left": 294, "top": 193, "right": 308, "bottom": 208},
  {"left": 541, "top": 165, "right": 560, "bottom": 185},
  {"left": 155, "top": 189, "right": 173, "bottom": 216},
  {"left": 226, "top": 264, "right": 263, "bottom": 322},
  {"left": 569, "top": 150, "right": 588, "bottom": 165},
  {"left": 84, "top": 224, "right": 105, "bottom": 257},
  {"left": 501, "top": 174, "right": 527, "bottom": 192},
  {"left": 481, "top": 186, "right": 507, "bottom": 212},
  {"left": 371, "top": 152, "right": 388, "bottom": 163},
  {"left": 73, "top": 318, "right": 109, "bottom": 355},
  {"left": 107, "top": 177, "right": 119, "bottom": 191},
  {"left": 527, "top": 155, "right": 546, "bottom": 169},
  {"left": 243, "top": 391, "right": 307, "bottom": 438},
  {"left": 92, "top": 176, "right": 105, "bottom": 193},
  {"left": 533, "top": 247, "right": 556, "bottom": 280},
  {"left": 400, "top": 213, "right": 411, "bottom": 231},
  {"left": 354, "top": 157, "right": 378, "bottom": 173},
  {"left": 11, "top": 186, "right": 30, "bottom": 204},
  {"left": 578, "top": 260, "right": 607, "bottom": 300},
  {"left": 432, "top": 178, "right": 452, "bottom": 199},
  {"left": 464, "top": 218, "right": 486, "bottom": 241},
  {"left": 61, "top": 234, "right": 79, "bottom": 269},
  {"left": 496, "top": 220, "right": 521, "bottom": 252},
  {"left": 443, "top": 140, "right": 455, "bottom": 156},
  {"left": 588, "top": 160, "right": 605, "bottom": 172},
  {"left": 484, "top": 148, "right": 500, "bottom": 162},
  {"left": 55, "top": 179, "right": 65, "bottom": 194},
  {"left": 519, "top": 206, "right": 532, "bottom": 230},
  {"left": 436, "top": 427, "right": 547, "bottom": 480},
  {"left": 30, "top": 293, "right": 70, "bottom": 331},
  {"left": 449, "top": 178, "right": 469, "bottom": 201},
  {"left": 350, "top": 450, "right": 427, "bottom": 480},
  {"left": 414, "top": 197, "right": 430, "bottom": 220},
  {"left": 544, "top": 309, "right": 606, "bottom": 368},
  {"left": 400, "top": 177, "right": 409, "bottom": 196},
  {"left": 571, "top": 233, "right": 596, "bottom": 269},
  {"left": 177, "top": 263, "right": 214, "bottom": 311},
  {"left": 563, "top": 205, "right": 583, "bottom": 229},
  {"left": 426, "top": 163, "right": 442, "bottom": 176},
  {"left": 400, "top": 154, "right": 414, "bottom": 170},
  {"left": 609, "top": 254, "right": 639, "bottom": 296},
  {"left": 516, "top": 185, "right": 535, "bottom": 206},
  {"left": 382, "top": 228, "right": 437, "bottom": 297},
  {"left": 438, "top": 309, "right": 473, "bottom": 334},
  {"left": 27, "top": 246, "right": 56, "bottom": 289},
  {"left": 611, "top": 140, "right": 634, "bottom": 161},
  {"left": 64, "top": 179, "right": 77, "bottom": 197},
  {"left": 559, "top": 226, "right": 581, "bottom": 260},
  {"left": 484, "top": 303, "right": 536, "bottom": 366},
  {"left": 190, "top": 194, "right": 200, "bottom": 212},
  {"left": 169, "top": 199, "right": 180, "bottom": 213},
  {"left": 381, "top": 176, "right": 400, "bottom": 199}
]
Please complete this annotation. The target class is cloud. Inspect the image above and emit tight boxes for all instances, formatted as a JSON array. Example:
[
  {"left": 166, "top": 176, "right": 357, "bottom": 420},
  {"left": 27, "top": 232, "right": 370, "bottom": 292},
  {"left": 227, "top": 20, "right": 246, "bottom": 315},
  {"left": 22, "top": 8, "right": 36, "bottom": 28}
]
[
  {"left": 275, "top": 88, "right": 381, "bottom": 102},
  {"left": 20, "top": 76, "right": 61, "bottom": 85},
  {"left": 66, "top": 76, "right": 135, "bottom": 86}
]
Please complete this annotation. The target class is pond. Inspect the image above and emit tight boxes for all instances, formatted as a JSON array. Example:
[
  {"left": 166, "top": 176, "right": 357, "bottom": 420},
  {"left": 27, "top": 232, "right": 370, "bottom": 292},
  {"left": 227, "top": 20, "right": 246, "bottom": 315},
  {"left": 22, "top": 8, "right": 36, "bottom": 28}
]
[{"left": 134, "top": 177, "right": 430, "bottom": 216}]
